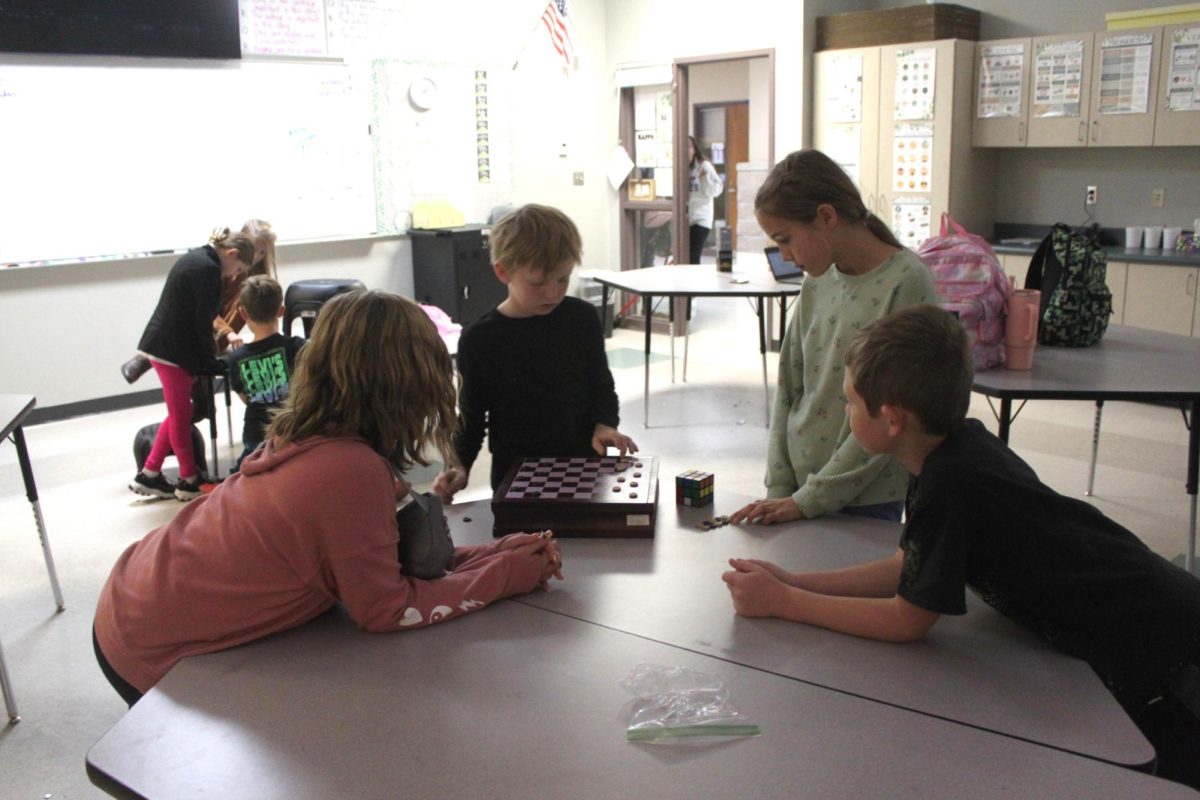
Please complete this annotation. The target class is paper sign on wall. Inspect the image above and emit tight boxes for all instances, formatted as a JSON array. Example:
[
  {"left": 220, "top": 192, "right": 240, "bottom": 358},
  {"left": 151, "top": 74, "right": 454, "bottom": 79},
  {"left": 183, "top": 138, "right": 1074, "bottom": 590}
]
[
  {"left": 1166, "top": 26, "right": 1200, "bottom": 111},
  {"left": 895, "top": 48, "right": 936, "bottom": 120},
  {"left": 1033, "top": 40, "right": 1085, "bottom": 118},
  {"left": 892, "top": 196, "right": 932, "bottom": 249},
  {"left": 1098, "top": 33, "right": 1154, "bottom": 115},
  {"left": 892, "top": 123, "right": 933, "bottom": 193},
  {"left": 977, "top": 44, "right": 1023, "bottom": 119},
  {"left": 826, "top": 52, "right": 864, "bottom": 123}
]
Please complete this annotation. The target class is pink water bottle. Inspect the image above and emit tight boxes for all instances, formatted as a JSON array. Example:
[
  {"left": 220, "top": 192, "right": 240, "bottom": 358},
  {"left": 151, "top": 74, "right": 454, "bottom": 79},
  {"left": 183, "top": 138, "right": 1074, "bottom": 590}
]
[{"left": 1005, "top": 288, "right": 1041, "bottom": 370}]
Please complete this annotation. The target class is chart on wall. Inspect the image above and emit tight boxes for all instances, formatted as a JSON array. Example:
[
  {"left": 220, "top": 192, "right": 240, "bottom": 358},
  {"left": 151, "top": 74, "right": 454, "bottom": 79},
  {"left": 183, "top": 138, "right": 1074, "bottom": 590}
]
[
  {"left": 0, "top": 60, "right": 374, "bottom": 264},
  {"left": 976, "top": 44, "right": 1023, "bottom": 118},
  {"left": 825, "top": 52, "right": 864, "bottom": 123},
  {"left": 1098, "top": 33, "right": 1154, "bottom": 115},
  {"left": 1033, "top": 40, "right": 1085, "bottom": 118},
  {"left": 894, "top": 48, "right": 936, "bottom": 120},
  {"left": 371, "top": 60, "right": 514, "bottom": 234},
  {"left": 1166, "top": 26, "right": 1200, "bottom": 111}
]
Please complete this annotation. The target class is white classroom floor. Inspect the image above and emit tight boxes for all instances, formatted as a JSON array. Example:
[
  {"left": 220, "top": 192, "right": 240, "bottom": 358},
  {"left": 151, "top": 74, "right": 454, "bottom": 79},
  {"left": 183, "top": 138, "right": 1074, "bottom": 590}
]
[{"left": 1, "top": 294, "right": 1196, "bottom": 798}]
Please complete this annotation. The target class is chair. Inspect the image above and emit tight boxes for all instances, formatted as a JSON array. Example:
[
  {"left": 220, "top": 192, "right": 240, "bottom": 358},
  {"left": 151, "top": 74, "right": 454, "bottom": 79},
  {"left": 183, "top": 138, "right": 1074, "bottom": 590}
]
[{"left": 284, "top": 279, "right": 367, "bottom": 338}]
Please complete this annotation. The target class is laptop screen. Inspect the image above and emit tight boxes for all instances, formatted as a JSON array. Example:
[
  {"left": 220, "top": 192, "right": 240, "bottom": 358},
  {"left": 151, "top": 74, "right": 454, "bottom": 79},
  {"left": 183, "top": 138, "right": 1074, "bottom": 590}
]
[{"left": 765, "top": 246, "right": 803, "bottom": 279}]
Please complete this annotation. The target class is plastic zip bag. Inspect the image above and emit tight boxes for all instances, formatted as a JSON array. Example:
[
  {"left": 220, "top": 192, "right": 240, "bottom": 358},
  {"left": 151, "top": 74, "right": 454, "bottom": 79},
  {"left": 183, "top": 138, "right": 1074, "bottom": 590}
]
[{"left": 619, "top": 663, "right": 761, "bottom": 745}]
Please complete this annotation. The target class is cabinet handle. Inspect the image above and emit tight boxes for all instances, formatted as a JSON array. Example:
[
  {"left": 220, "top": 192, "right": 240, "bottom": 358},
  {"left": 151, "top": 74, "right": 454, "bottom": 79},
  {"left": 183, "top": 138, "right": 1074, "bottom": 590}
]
[
  {"left": 463, "top": 285, "right": 470, "bottom": 300},
  {"left": 1018, "top": 121, "right": 1025, "bottom": 143},
  {"left": 1091, "top": 121, "right": 1099, "bottom": 142},
  {"left": 866, "top": 193, "right": 876, "bottom": 213},
  {"left": 1078, "top": 121, "right": 1086, "bottom": 142},
  {"left": 1189, "top": 273, "right": 1196, "bottom": 298}
]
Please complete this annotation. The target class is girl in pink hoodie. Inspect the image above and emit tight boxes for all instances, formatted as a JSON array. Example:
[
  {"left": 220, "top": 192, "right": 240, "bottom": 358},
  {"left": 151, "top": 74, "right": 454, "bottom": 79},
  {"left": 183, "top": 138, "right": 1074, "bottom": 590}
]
[{"left": 95, "top": 289, "right": 562, "bottom": 704}]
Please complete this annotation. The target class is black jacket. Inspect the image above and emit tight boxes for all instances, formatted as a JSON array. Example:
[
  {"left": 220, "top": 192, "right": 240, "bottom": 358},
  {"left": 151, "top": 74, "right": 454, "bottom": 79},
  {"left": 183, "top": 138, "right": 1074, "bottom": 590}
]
[{"left": 137, "top": 246, "right": 222, "bottom": 374}]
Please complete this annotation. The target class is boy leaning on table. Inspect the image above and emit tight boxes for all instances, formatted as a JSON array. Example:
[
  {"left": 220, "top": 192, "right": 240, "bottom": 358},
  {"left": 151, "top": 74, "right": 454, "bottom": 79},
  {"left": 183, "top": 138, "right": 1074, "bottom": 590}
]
[{"left": 722, "top": 304, "right": 1200, "bottom": 788}]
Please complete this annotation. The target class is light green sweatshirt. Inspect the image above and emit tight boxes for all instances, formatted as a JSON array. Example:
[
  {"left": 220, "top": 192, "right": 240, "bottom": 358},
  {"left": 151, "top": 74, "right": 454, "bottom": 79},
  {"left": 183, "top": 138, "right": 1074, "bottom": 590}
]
[{"left": 765, "top": 249, "right": 936, "bottom": 517}]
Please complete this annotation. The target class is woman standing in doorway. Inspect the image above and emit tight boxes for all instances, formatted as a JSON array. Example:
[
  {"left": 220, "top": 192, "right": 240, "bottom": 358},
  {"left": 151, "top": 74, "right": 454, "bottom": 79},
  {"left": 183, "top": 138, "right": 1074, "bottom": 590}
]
[{"left": 687, "top": 135, "right": 724, "bottom": 264}]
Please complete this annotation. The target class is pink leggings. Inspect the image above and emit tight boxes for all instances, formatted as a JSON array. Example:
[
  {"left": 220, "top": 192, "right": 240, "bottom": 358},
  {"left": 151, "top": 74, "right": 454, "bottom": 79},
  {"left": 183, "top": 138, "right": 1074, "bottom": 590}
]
[{"left": 145, "top": 361, "right": 197, "bottom": 478}]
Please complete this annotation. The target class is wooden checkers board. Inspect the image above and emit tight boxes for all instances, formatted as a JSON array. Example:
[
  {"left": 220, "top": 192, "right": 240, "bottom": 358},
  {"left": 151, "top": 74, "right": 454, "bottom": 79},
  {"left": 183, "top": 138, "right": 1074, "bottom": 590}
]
[{"left": 491, "top": 456, "right": 659, "bottom": 539}]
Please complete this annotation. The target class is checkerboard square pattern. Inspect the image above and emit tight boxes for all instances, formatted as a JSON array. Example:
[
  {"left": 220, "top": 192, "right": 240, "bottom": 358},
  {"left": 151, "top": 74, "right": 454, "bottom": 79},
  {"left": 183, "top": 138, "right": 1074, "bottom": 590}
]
[{"left": 675, "top": 469, "right": 714, "bottom": 507}]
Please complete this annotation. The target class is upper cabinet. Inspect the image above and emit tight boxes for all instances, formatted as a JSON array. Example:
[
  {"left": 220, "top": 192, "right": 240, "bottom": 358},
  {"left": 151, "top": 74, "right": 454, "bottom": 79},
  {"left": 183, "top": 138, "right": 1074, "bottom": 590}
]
[
  {"left": 1154, "top": 23, "right": 1200, "bottom": 146},
  {"left": 971, "top": 26, "right": 1200, "bottom": 147},
  {"left": 815, "top": 39, "right": 994, "bottom": 250},
  {"left": 971, "top": 37, "right": 1032, "bottom": 147}
]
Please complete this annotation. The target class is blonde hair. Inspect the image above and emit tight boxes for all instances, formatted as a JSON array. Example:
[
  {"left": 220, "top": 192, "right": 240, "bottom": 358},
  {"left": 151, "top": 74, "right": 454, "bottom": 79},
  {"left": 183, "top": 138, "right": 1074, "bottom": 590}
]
[
  {"left": 268, "top": 290, "right": 458, "bottom": 472},
  {"left": 845, "top": 305, "right": 973, "bottom": 436},
  {"left": 240, "top": 218, "right": 278, "bottom": 279},
  {"left": 209, "top": 227, "right": 256, "bottom": 266},
  {"left": 489, "top": 204, "right": 582, "bottom": 276},
  {"left": 756, "top": 150, "right": 902, "bottom": 249}
]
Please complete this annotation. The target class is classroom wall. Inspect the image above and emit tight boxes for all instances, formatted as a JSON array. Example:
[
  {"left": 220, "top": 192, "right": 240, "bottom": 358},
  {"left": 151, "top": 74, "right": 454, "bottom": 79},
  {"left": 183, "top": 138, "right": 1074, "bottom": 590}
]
[{"left": 0, "top": 0, "right": 609, "bottom": 413}]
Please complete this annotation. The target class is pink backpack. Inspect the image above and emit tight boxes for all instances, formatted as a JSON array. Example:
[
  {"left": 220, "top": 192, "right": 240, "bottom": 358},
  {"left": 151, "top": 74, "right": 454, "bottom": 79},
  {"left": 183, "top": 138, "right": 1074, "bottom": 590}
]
[{"left": 916, "top": 214, "right": 1012, "bottom": 369}]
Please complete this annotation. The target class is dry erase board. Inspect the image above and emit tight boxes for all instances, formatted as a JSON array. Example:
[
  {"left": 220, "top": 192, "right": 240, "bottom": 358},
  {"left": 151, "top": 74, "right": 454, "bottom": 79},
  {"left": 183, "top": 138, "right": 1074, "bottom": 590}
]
[{"left": 0, "top": 59, "right": 375, "bottom": 264}]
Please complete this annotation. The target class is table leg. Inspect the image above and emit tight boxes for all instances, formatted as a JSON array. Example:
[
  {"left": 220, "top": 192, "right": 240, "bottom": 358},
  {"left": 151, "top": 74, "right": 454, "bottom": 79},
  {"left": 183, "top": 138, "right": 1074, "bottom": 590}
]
[
  {"left": 669, "top": 312, "right": 676, "bottom": 384},
  {"left": 1187, "top": 400, "right": 1199, "bottom": 574},
  {"left": 203, "top": 375, "right": 220, "bottom": 478},
  {"left": 12, "top": 426, "right": 64, "bottom": 611},
  {"left": 0, "top": 635, "right": 18, "bottom": 723},
  {"left": 1086, "top": 400, "right": 1103, "bottom": 497},
  {"left": 683, "top": 320, "right": 690, "bottom": 384},
  {"left": 997, "top": 398, "right": 1012, "bottom": 444},
  {"left": 778, "top": 296, "right": 787, "bottom": 346},
  {"left": 757, "top": 297, "right": 769, "bottom": 427},
  {"left": 643, "top": 295, "right": 652, "bottom": 428}
]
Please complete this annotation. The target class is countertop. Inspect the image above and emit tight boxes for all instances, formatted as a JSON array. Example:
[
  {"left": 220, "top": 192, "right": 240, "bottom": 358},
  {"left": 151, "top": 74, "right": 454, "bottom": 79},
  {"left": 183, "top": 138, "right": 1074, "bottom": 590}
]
[{"left": 990, "top": 224, "right": 1200, "bottom": 267}]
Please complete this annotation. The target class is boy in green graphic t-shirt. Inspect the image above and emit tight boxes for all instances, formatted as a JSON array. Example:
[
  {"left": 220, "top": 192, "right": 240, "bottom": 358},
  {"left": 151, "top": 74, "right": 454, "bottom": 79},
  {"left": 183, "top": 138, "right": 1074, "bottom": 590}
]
[{"left": 223, "top": 276, "right": 305, "bottom": 471}]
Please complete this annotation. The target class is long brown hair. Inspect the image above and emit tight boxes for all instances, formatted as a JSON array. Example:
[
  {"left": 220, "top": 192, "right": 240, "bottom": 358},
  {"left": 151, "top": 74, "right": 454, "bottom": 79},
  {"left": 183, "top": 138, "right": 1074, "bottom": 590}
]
[
  {"left": 755, "top": 149, "right": 902, "bottom": 248},
  {"left": 268, "top": 290, "right": 458, "bottom": 472},
  {"left": 240, "top": 218, "right": 277, "bottom": 279}
]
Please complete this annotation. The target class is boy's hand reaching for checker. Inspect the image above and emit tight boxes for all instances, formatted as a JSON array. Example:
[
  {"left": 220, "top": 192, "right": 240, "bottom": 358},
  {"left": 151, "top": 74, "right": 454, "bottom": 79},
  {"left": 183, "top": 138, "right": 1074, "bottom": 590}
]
[{"left": 592, "top": 424, "right": 638, "bottom": 457}]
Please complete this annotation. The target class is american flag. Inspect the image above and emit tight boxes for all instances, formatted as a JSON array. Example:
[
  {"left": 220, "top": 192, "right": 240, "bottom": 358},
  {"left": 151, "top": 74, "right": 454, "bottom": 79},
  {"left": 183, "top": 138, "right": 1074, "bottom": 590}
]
[{"left": 541, "top": 0, "right": 575, "bottom": 71}]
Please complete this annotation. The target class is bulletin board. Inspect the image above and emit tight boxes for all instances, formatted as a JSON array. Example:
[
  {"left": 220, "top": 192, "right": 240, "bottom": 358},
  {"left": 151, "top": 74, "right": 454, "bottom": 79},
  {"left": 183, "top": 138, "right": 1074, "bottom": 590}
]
[{"left": 0, "top": 58, "right": 376, "bottom": 264}]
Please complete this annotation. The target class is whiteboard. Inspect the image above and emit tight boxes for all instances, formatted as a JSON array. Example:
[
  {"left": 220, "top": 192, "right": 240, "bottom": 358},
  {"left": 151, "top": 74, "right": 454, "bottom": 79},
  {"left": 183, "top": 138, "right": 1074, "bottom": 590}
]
[{"left": 0, "top": 59, "right": 376, "bottom": 263}]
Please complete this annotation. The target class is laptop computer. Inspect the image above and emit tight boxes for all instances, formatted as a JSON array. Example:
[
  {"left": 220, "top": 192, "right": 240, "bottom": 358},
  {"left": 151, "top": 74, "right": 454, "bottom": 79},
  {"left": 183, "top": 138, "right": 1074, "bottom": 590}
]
[{"left": 765, "top": 246, "right": 804, "bottom": 283}]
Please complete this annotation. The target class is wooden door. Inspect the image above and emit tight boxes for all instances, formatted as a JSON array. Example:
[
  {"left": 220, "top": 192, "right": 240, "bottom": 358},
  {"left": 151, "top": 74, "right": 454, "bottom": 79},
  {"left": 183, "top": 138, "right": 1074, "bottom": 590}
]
[{"left": 724, "top": 103, "right": 749, "bottom": 246}]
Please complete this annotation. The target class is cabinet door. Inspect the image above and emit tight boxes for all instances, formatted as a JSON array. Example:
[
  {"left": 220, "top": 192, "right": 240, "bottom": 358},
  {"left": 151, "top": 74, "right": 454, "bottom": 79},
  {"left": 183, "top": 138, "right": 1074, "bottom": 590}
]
[
  {"left": 813, "top": 47, "right": 881, "bottom": 212},
  {"left": 1105, "top": 260, "right": 1127, "bottom": 325},
  {"left": 1088, "top": 27, "right": 1162, "bottom": 147},
  {"left": 1123, "top": 263, "right": 1196, "bottom": 335},
  {"left": 1026, "top": 33, "right": 1094, "bottom": 147},
  {"left": 972, "top": 38, "right": 1031, "bottom": 147},
  {"left": 1154, "top": 23, "right": 1200, "bottom": 146},
  {"left": 879, "top": 40, "right": 958, "bottom": 248},
  {"left": 1000, "top": 253, "right": 1031, "bottom": 288}
]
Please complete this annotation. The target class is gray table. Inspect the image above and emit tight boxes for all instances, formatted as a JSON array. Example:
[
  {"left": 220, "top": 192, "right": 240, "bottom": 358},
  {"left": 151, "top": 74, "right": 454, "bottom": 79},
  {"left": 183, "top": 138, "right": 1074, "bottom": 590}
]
[
  {"left": 86, "top": 602, "right": 1198, "bottom": 800},
  {"left": 592, "top": 265, "right": 801, "bottom": 426},
  {"left": 0, "top": 394, "right": 65, "bottom": 723},
  {"left": 446, "top": 495, "right": 1152, "bottom": 766},
  {"left": 971, "top": 325, "right": 1200, "bottom": 571}
]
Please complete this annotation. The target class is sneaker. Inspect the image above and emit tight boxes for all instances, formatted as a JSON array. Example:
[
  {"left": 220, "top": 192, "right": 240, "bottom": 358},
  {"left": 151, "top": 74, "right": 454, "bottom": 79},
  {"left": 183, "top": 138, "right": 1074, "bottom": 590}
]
[
  {"left": 174, "top": 477, "right": 203, "bottom": 502},
  {"left": 129, "top": 471, "right": 175, "bottom": 499}
]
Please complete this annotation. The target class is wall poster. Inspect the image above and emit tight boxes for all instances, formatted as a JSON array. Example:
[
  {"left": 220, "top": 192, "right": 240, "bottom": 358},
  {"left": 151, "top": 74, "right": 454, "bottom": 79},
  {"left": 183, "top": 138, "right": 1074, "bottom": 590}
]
[
  {"left": 977, "top": 44, "right": 1024, "bottom": 118},
  {"left": 892, "top": 123, "right": 933, "bottom": 193},
  {"left": 1098, "top": 33, "right": 1154, "bottom": 115},
  {"left": 1166, "top": 26, "right": 1200, "bottom": 111},
  {"left": 1033, "top": 40, "right": 1085, "bottom": 118},
  {"left": 894, "top": 47, "right": 936, "bottom": 120}
]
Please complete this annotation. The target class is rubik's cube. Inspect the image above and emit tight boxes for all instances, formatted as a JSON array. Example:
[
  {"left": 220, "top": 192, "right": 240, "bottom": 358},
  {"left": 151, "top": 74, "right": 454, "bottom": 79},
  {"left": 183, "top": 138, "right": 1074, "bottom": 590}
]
[{"left": 675, "top": 470, "right": 714, "bottom": 507}]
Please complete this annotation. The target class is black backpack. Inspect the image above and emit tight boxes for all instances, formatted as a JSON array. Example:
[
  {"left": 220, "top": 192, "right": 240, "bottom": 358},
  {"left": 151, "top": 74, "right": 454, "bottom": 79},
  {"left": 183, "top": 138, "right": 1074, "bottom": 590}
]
[{"left": 1025, "top": 223, "right": 1112, "bottom": 347}]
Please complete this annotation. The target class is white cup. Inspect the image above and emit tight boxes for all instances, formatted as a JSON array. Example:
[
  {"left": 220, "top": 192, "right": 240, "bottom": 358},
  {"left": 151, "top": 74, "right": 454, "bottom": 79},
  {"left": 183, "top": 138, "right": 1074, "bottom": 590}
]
[
  {"left": 1125, "top": 226, "right": 1144, "bottom": 249},
  {"left": 1164, "top": 226, "right": 1183, "bottom": 250},
  {"left": 1144, "top": 226, "right": 1163, "bottom": 249}
]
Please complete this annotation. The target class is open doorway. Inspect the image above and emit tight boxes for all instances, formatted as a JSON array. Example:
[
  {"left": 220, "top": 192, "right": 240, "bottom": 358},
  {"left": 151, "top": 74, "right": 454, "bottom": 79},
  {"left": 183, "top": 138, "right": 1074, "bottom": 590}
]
[{"left": 671, "top": 50, "right": 775, "bottom": 267}]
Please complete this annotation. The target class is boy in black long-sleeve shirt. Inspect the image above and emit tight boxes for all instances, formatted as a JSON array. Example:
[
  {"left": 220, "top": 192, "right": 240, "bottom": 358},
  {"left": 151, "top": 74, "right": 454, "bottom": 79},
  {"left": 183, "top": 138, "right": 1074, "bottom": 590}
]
[{"left": 434, "top": 204, "right": 637, "bottom": 496}]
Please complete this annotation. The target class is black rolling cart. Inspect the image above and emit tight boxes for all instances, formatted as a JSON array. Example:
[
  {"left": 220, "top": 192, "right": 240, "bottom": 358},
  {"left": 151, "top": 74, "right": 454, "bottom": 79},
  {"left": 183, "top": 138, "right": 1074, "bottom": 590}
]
[{"left": 410, "top": 225, "right": 506, "bottom": 327}]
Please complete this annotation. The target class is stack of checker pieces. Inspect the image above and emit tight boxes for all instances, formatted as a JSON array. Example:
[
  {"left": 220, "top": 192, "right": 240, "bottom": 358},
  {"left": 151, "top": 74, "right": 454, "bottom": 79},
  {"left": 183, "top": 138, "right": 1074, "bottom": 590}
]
[{"left": 492, "top": 455, "right": 659, "bottom": 539}]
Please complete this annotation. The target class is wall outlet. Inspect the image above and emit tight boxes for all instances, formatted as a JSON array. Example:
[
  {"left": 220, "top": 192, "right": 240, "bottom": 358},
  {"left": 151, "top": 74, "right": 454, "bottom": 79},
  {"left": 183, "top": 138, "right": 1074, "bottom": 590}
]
[
  {"left": 1085, "top": 185, "right": 1098, "bottom": 206},
  {"left": 573, "top": 172, "right": 585, "bottom": 186},
  {"left": 1152, "top": 187, "right": 1165, "bottom": 208}
]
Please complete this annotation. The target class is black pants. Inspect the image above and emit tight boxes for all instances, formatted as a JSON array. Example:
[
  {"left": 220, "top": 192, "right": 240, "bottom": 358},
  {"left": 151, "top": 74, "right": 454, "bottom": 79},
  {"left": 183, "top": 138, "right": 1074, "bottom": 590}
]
[
  {"left": 688, "top": 224, "right": 710, "bottom": 264},
  {"left": 93, "top": 626, "right": 143, "bottom": 707},
  {"left": 1133, "top": 662, "right": 1200, "bottom": 789}
]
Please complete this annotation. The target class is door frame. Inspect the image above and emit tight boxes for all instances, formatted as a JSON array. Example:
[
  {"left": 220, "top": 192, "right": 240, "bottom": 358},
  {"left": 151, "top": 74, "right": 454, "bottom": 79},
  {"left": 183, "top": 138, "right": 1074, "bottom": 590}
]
[{"left": 671, "top": 49, "right": 775, "bottom": 266}]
